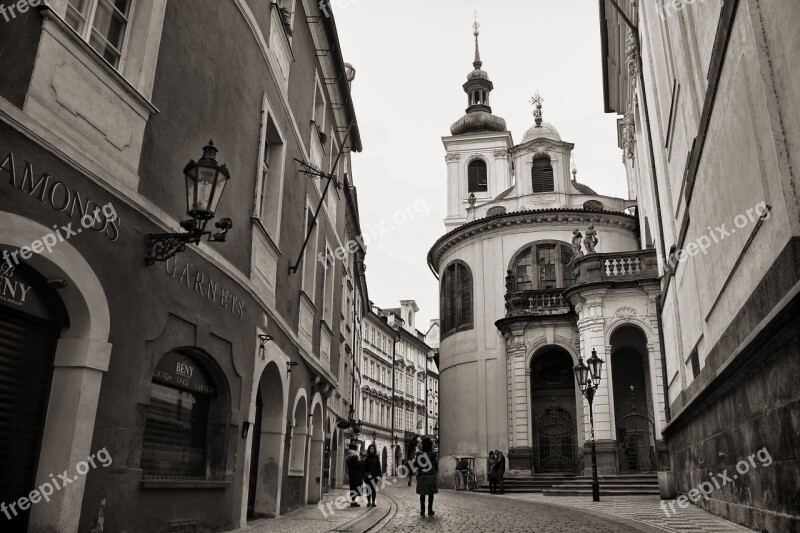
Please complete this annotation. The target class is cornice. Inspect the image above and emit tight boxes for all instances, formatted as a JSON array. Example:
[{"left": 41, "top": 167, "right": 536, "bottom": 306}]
[{"left": 428, "top": 208, "right": 638, "bottom": 273}]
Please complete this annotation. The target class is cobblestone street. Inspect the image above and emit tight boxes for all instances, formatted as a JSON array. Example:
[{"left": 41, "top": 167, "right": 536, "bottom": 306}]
[{"left": 230, "top": 482, "right": 756, "bottom": 533}]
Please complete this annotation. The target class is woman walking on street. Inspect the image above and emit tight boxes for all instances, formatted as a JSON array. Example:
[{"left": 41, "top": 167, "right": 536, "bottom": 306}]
[
  {"left": 346, "top": 444, "right": 363, "bottom": 507},
  {"left": 416, "top": 437, "right": 438, "bottom": 517},
  {"left": 487, "top": 451, "right": 497, "bottom": 494},
  {"left": 363, "top": 444, "right": 382, "bottom": 507}
]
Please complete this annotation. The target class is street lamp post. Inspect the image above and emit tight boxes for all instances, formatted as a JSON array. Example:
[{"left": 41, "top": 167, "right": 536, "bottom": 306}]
[{"left": 573, "top": 348, "right": 604, "bottom": 502}]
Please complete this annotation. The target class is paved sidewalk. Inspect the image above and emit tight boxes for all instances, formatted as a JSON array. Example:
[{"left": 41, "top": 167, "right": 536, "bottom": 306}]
[
  {"left": 228, "top": 488, "right": 385, "bottom": 533},
  {"left": 501, "top": 493, "right": 754, "bottom": 533}
]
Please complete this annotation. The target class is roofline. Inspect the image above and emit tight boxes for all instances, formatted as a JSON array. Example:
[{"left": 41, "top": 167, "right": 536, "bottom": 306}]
[
  {"left": 322, "top": 9, "right": 363, "bottom": 152},
  {"left": 427, "top": 207, "right": 638, "bottom": 274}
]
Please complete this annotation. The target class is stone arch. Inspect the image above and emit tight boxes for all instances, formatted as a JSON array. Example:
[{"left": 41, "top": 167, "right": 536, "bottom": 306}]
[
  {"left": 1, "top": 212, "right": 111, "bottom": 533},
  {"left": 287, "top": 388, "right": 308, "bottom": 477},
  {"left": 246, "top": 359, "right": 287, "bottom": 520},
  {"left": 306, "top": 393, "right": 325, "bottom": 504}
]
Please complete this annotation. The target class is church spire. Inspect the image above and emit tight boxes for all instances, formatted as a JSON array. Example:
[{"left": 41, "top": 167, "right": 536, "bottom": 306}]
[{"left": 473, "top": 13, "right": 482, "bottom": 69}]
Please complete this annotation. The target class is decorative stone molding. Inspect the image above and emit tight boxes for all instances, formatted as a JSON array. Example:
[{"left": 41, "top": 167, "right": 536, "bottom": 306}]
[
  {"left": 614, "top": 306, "right": 638, "bottom": 321},
  {"left": 625, "top": 28, "right": 638, "bottom": 90},
  {"left": 446, "top": 153, "right": 461, "bottom": 162},
  {"left": 622, "top": 113, "right": 636, "bottom": 160},
  {"left": 493, "top": 149, "right": 509, "bottom": 159}
]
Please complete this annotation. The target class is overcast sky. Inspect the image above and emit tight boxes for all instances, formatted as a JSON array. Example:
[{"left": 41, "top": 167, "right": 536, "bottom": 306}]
[{"left": 334, "top": 0, "right": 627, "bottom": 329}]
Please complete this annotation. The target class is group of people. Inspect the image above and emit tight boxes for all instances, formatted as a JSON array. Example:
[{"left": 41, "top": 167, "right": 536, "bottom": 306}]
[
  {"left": 345, "top": 436, "right": 439, "bottom": 516},
  {"left": 345, "top": 443, "right": 383, "bottom": 507},
  {"left": 487, "top": 450, "right": 506, "bottom": 494}
]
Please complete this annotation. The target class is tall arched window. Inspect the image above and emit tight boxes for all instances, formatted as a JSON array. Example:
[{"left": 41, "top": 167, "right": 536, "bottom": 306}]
[
  {"left": 468, "top": 160, "right": 488, "bottom": 193},
  {"left": 531, "top": 158, "right": 554, "bottom": 193},
  {"left": 512, "top": 242, "right": 575, "bottom": 291},
  {"left": 441, "top": 261, "right": 473, "bottom": 338}
]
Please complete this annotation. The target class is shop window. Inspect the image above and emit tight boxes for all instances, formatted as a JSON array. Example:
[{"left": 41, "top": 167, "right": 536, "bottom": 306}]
[
  {"left": 65, "top": 0, "right": 134, "bottom": 69},
  {"left": 440, "top": 261, "right": 473, "bottom": 338},
  {"left": 531, "top": 158, "right": 554, "bottom": 193},
  {"left": 142, "top": 351, "right": 221, "bottom": 480},
  {"left": 468, "top": 159, "right": 488, "bottom": 193}
]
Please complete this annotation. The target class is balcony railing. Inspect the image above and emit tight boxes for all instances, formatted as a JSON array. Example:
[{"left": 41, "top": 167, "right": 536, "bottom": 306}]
[
  {"left": 573, "top": 249, "right": 659, "bottom": 285},
  {"left": 505, "top": 288, "right": 571, "bottom": 317}
]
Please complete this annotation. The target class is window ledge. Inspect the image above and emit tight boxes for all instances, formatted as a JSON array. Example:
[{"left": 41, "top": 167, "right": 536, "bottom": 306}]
[
  {"left": 40, "top": 7, "right": 158, "bottom": 116},
  {"left": 140, "top": 479, "right": 230, "bottom": 490}
]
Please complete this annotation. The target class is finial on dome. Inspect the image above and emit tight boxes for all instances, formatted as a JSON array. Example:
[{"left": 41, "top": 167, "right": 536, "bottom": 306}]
[
  {"left": 530, "top": 91, "right": 544, "bottom": 127},
  {"left": 472, "top": 12, "right": 482, "bottom": 69},
  {"left": 571, "top": 155, "right": 578, "bottom": 180}
]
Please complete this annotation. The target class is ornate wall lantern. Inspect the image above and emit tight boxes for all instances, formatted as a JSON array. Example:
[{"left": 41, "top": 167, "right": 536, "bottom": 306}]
[{"left": 145, "top": 140, "right": 233, "bottom": 265}]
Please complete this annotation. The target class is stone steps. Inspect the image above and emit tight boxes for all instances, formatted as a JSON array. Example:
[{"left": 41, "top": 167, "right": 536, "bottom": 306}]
[{"left": 477, "top": 473, "right": 659, "bottom": 496}]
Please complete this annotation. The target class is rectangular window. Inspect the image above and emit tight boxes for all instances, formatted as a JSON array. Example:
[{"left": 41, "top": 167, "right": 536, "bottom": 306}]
[
  {"left": 537, "top": 245, "right": 557, "bottom": 289},
  {"left": 301, "top": 204, "right": 318, "bottom": 298},
  {"left": 321, "top": 245, "right": 335, "bottom": 325},
  {"left": 254, "top": 98, "right": 286, "bottom": 241},
  {"left": 66, "top": 0, "right": 133, "bottom": 69}
]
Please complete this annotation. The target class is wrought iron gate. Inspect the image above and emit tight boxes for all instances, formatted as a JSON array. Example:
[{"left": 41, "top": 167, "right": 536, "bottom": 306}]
[
  {"left": 534, "top": 407, "right": 577, "bottom": 473},
  {"left": 616, "top": 412, "right": 656, "bottom": 472}
]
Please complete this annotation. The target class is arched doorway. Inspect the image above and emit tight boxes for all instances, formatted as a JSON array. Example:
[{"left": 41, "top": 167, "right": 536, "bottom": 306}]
[
  {"left": 247, "top": 361, "right": 285, "bottom": 519},
  {"left": 381, "top": 446, "right": 388, "bottom": 475},
  {"left": 394, "top": 445, "right": 402, "bottom": 476},
  {"left": 307, "top": 398, "right": 324, "bottom": 504},
  {"left": 611, "top": 326, "right": 656, "bottom": 472},
  {"left": 329, "top": 428, "right": 338, "bottom": 490},
  {"left": 530, "top": 347, "right": 578, "bottom": 473},
  {"left": 0, "top": 262, "right": 69, "bottom": 532}
]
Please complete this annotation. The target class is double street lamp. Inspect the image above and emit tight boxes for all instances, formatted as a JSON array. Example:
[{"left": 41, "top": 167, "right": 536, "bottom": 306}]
[{"left": 573, "top": 348, "right": 604, "bottom": 502}]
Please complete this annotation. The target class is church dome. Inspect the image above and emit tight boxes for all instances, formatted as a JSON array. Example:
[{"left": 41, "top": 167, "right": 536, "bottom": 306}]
[
  {"left": 468, "top": 68, "right": 490, "bottom": 81},
  {"left": 522, "top": 121, "right": 562, "bottom": 143},
  {"left": 450, "top": 111, "right": 507, "bottom": 136}
]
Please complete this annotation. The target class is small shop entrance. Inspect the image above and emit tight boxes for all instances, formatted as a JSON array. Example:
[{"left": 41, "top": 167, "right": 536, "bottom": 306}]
[{"left": 0, "top": 263, "right": 68, "bottom": 532}]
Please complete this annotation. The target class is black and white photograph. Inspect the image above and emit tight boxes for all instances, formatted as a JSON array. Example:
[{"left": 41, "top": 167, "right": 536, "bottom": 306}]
[{"left": 0, "top": 0, "right": 798, "bottom": 532}]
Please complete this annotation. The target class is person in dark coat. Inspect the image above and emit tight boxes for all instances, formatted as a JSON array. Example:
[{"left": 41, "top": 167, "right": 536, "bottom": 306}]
[
  {"left": 494, "top": 450, "right": 506, "bottom": 495},
  {"left": 415, "top": 437, "right": 438, "bottom": 516},
  {"left": 346, "top": 443, "right": 363, "bottom": 507},
  {"left": 362, "top": 444, "right": 382, "bottom": 507},
  {"left": 487, "top": 451, "right": 497, "bottom": 493}
]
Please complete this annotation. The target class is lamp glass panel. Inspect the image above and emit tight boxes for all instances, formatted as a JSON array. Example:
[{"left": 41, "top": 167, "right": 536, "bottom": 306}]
[
  {"left": 208, "top": 173, "right": 229, "bottom": 214},
  {"left": 588, "top": 355, "right": 603, "bottom": 381},
  {"left": 194, "top": 167, "right": 218, "bottom": 212},
  {"left": 185, "top": 168, "right": 197, "bottom": 215}
]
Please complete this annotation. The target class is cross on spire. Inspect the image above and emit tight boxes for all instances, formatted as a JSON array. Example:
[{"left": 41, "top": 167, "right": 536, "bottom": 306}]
[{"left": 530, "top": 91, "right": 544, "bottom": 127}]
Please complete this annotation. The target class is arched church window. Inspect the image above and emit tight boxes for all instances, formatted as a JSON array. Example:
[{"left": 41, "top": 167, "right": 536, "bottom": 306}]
[
  {"left": 512, "top": 242, "right": 575, "bottom": 291},
  {"left": 468, "top": 159, "right": 488, "bottom": 193},
  {"left": 531, "top": 158, "right": 554, "bottom": 193},
  {"left": 440, "top": 261, "right": 473, "bottom": 338},
  {"left": 142, "top": 350, "right": 223, "bottom": 480}
]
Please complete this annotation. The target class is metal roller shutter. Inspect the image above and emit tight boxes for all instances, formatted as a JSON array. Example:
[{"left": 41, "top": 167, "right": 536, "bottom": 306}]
[{"left": 0, "top": 307, "right": 60, "bottom": 533}]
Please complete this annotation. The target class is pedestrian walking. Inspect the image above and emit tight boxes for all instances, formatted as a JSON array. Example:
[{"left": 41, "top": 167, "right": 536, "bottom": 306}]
[
  {"left": 494, "top": 450, "right": 506, "bottom": 495},
  {"left": 416, "top": 437, "right": 438, "bottom": 517},
  {"left": 487, "top": 451, "right": 497, "bottom": 493},
  {"left": 363, "top": 444, "right": 382, "bottom": 507},
  {"left": 346, "top": 443, "right": 363, "bottom": 507},
  {"left": 455, "top": 457, "right": 468, "bottom": 490}
]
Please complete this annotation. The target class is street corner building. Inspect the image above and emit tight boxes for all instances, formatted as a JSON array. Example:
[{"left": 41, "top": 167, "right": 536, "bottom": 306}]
[
  {"left": 0, "top": 1, "right": 367, "bottom": 532},
  {"left": 429, "top": 6, "right": 799, "bottom": 531}
]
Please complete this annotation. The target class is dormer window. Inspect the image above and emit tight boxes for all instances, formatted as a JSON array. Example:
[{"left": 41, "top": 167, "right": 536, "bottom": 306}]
[
  {"left": 468, "top": 159, "right": 488, "bottom": 193},
  {"left": 531, "top": 157, "right": 554, "bottom": 193}
]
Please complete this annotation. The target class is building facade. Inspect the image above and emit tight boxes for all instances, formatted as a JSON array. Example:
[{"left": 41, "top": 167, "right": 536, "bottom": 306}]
[
  {"left": 428, "top": 25, "right": 670, "bottom": 489},
  {"left": 359, "top": 301, "right": 439, "bottom": 477},
  {"left": 0, "top": 1, "right": 367, "bottom": 532},
  {"left": 599, "top": 0, "right": 799, "bottom": 530}
]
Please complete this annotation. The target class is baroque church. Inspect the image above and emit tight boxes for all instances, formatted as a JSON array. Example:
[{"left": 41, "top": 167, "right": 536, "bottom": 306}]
[{"left": 429, "top": 24, "right": 666, "bottom": 485}]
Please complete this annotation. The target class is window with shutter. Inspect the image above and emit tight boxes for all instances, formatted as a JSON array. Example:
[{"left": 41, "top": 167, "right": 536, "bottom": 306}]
[
  {"left": 531, "top": 158, "right": 554, "bottom": 192},
  {"left": 468, "top": 160, "right": 488, "bottom": 193}
]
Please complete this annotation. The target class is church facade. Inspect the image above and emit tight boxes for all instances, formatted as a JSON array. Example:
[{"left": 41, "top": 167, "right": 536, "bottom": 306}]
[{"left": 429, "top": 25, "right": 668, "bottom": 487}]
